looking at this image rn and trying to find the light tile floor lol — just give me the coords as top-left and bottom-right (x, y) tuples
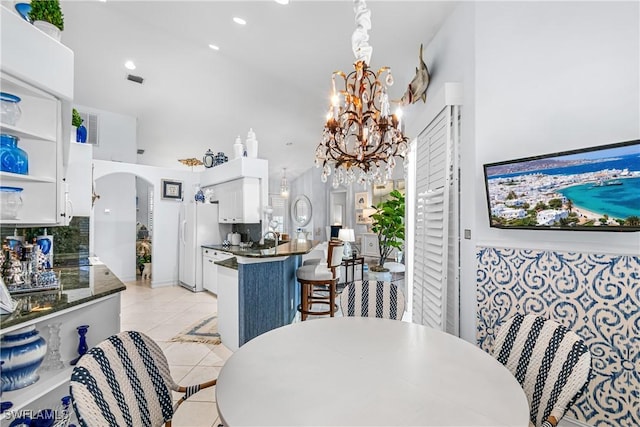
(121, 279), (230, 427)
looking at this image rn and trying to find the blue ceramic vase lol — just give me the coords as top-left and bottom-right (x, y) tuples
(0, 134), (28, 175)
(76, 123), (87, 143)
(0, 326), (47, 392)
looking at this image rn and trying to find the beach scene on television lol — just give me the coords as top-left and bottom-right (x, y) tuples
(484, 141), (640, 229)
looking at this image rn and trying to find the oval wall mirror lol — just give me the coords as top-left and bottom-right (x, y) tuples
(291, 195), (312, 227)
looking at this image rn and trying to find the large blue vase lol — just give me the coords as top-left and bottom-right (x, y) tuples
(76, 124), (87, 143)
(0, 134), (28, 175)
(0, 325), (47, 392)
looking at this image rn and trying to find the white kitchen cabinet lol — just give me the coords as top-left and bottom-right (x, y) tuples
(218, 177), (260, 224)
(0, 7), (74, 226)
(202, 248), (233, 294)
(64, 142), (93, 217)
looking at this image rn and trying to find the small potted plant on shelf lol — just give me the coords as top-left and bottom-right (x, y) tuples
(28, 0), (64, 42)
(72, 108), (82, 128)
(369, 189), (405, 272)
(72, 108), (86, 143)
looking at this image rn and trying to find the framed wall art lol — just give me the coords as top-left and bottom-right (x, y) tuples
(161, 179), (183, 200)
(355, 192), (369, 209)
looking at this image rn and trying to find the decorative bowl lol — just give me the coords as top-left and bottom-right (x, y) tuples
(1, 92), (22, 126)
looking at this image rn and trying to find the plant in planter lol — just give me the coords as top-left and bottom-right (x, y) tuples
(72, 108), (87, 142)
(28, 0), (64, 41)
(369, 189), (405, 272)
(72, 108), (82, 128)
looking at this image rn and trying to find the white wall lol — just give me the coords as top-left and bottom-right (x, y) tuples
(93, 160), (196, 286)
(74, 104), (137, 163)
(288, 167), (327, 239)
(474, 1), (640, 255)
(403, 3), (477, 341)
(93, 173), (137, 282)
(404, 1), (639, 344)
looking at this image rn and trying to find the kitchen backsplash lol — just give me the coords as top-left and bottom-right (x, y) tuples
(476, 246), (639, 426)
(221, 223), (263, 243)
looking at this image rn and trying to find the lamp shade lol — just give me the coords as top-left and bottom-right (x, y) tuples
(338, 228), (355, 242)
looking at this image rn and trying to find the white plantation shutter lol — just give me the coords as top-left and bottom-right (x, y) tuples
(412, 95), (461, 334)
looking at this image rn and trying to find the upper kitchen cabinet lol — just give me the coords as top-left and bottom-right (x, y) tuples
(199, 157), (269, 225)
(218, 178), (261, 224)
(0, 7), (74, 226)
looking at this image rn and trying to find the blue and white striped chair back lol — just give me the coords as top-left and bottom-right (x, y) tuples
(340, 280), (405, 320)
(70, 331), (177, 427)
(492, 314), (592, 427)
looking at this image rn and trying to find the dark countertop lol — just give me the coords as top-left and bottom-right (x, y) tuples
(203, 240), (319, 259)
(215, 257), (238, 270)
(1, 264), (126, 330)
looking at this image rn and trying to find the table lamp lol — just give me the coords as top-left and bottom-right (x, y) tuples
(338, 228), (355, 258)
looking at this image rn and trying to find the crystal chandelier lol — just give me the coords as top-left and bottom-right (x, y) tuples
(315, 0), (408, 188)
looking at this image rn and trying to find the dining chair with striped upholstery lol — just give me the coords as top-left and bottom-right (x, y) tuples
(339, 280), (405, 320)
(492, 313), (592, 427)
(69, 330), (217, 427)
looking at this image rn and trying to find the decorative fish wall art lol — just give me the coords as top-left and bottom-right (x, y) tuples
(396, 44), (430, 106)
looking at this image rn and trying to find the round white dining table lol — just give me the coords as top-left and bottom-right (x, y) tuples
(215, 317), (530, 427)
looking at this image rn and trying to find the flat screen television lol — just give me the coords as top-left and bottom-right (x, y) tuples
(483, 139), (640, 231)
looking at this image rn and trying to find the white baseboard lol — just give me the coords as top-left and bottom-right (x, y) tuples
(150, 280), (176, 288)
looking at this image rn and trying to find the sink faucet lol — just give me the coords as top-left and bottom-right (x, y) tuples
(263, 231), (279, 248)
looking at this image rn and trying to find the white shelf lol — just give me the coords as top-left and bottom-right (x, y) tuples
(0, 366), (73, 419)
(0, 123), (56, 142)
(0, 171), (56, 183)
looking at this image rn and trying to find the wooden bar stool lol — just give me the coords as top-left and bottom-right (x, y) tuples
(296, 240), (343, 321)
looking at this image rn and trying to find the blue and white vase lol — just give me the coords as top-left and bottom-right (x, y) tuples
(0, 325), (47, 392)
(194, 188), (205, 203)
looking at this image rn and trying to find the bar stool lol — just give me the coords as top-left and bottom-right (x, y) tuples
(296, 240), (343, 321)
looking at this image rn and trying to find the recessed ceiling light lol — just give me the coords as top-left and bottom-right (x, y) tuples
(124, 60), (136, 70)
(208, 44), (220, 51)
(233, 17), (247, 25)
(274, 0), (289, 4)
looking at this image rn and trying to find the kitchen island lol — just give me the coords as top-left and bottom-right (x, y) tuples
(202, 240), (319, 351)
(0, 264), (125, 418)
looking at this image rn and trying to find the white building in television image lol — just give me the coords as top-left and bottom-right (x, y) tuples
(536, 209), (569, 226)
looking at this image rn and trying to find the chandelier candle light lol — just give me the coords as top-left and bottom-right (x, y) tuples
(316, 0), (408, 187)
(280, 168), (290, 198)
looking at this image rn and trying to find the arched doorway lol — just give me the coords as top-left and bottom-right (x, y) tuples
(92, 171), (154, 283)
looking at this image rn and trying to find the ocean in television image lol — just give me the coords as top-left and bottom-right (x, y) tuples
(483, 140), (640, 231)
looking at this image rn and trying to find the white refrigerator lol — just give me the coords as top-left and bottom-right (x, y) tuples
(178, 202), (222, 292)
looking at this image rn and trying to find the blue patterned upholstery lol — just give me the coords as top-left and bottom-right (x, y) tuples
(69, 331), (217, 427)
(339, 280), (405, 320)
(492, 314), (592, 427)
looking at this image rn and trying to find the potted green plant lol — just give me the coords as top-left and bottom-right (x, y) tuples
(137, 253), (151, 274)
(28, 0), (64, 42)
(72, 108), (82, 128)
(369, 189), (405, 272)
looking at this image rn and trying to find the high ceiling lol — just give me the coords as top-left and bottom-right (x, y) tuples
(58, 0), (458, 187)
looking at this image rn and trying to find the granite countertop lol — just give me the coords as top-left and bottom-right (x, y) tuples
(1, 264), (126, 330)
(203, 240), (320, 258)
(215, 257), (238, 270)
